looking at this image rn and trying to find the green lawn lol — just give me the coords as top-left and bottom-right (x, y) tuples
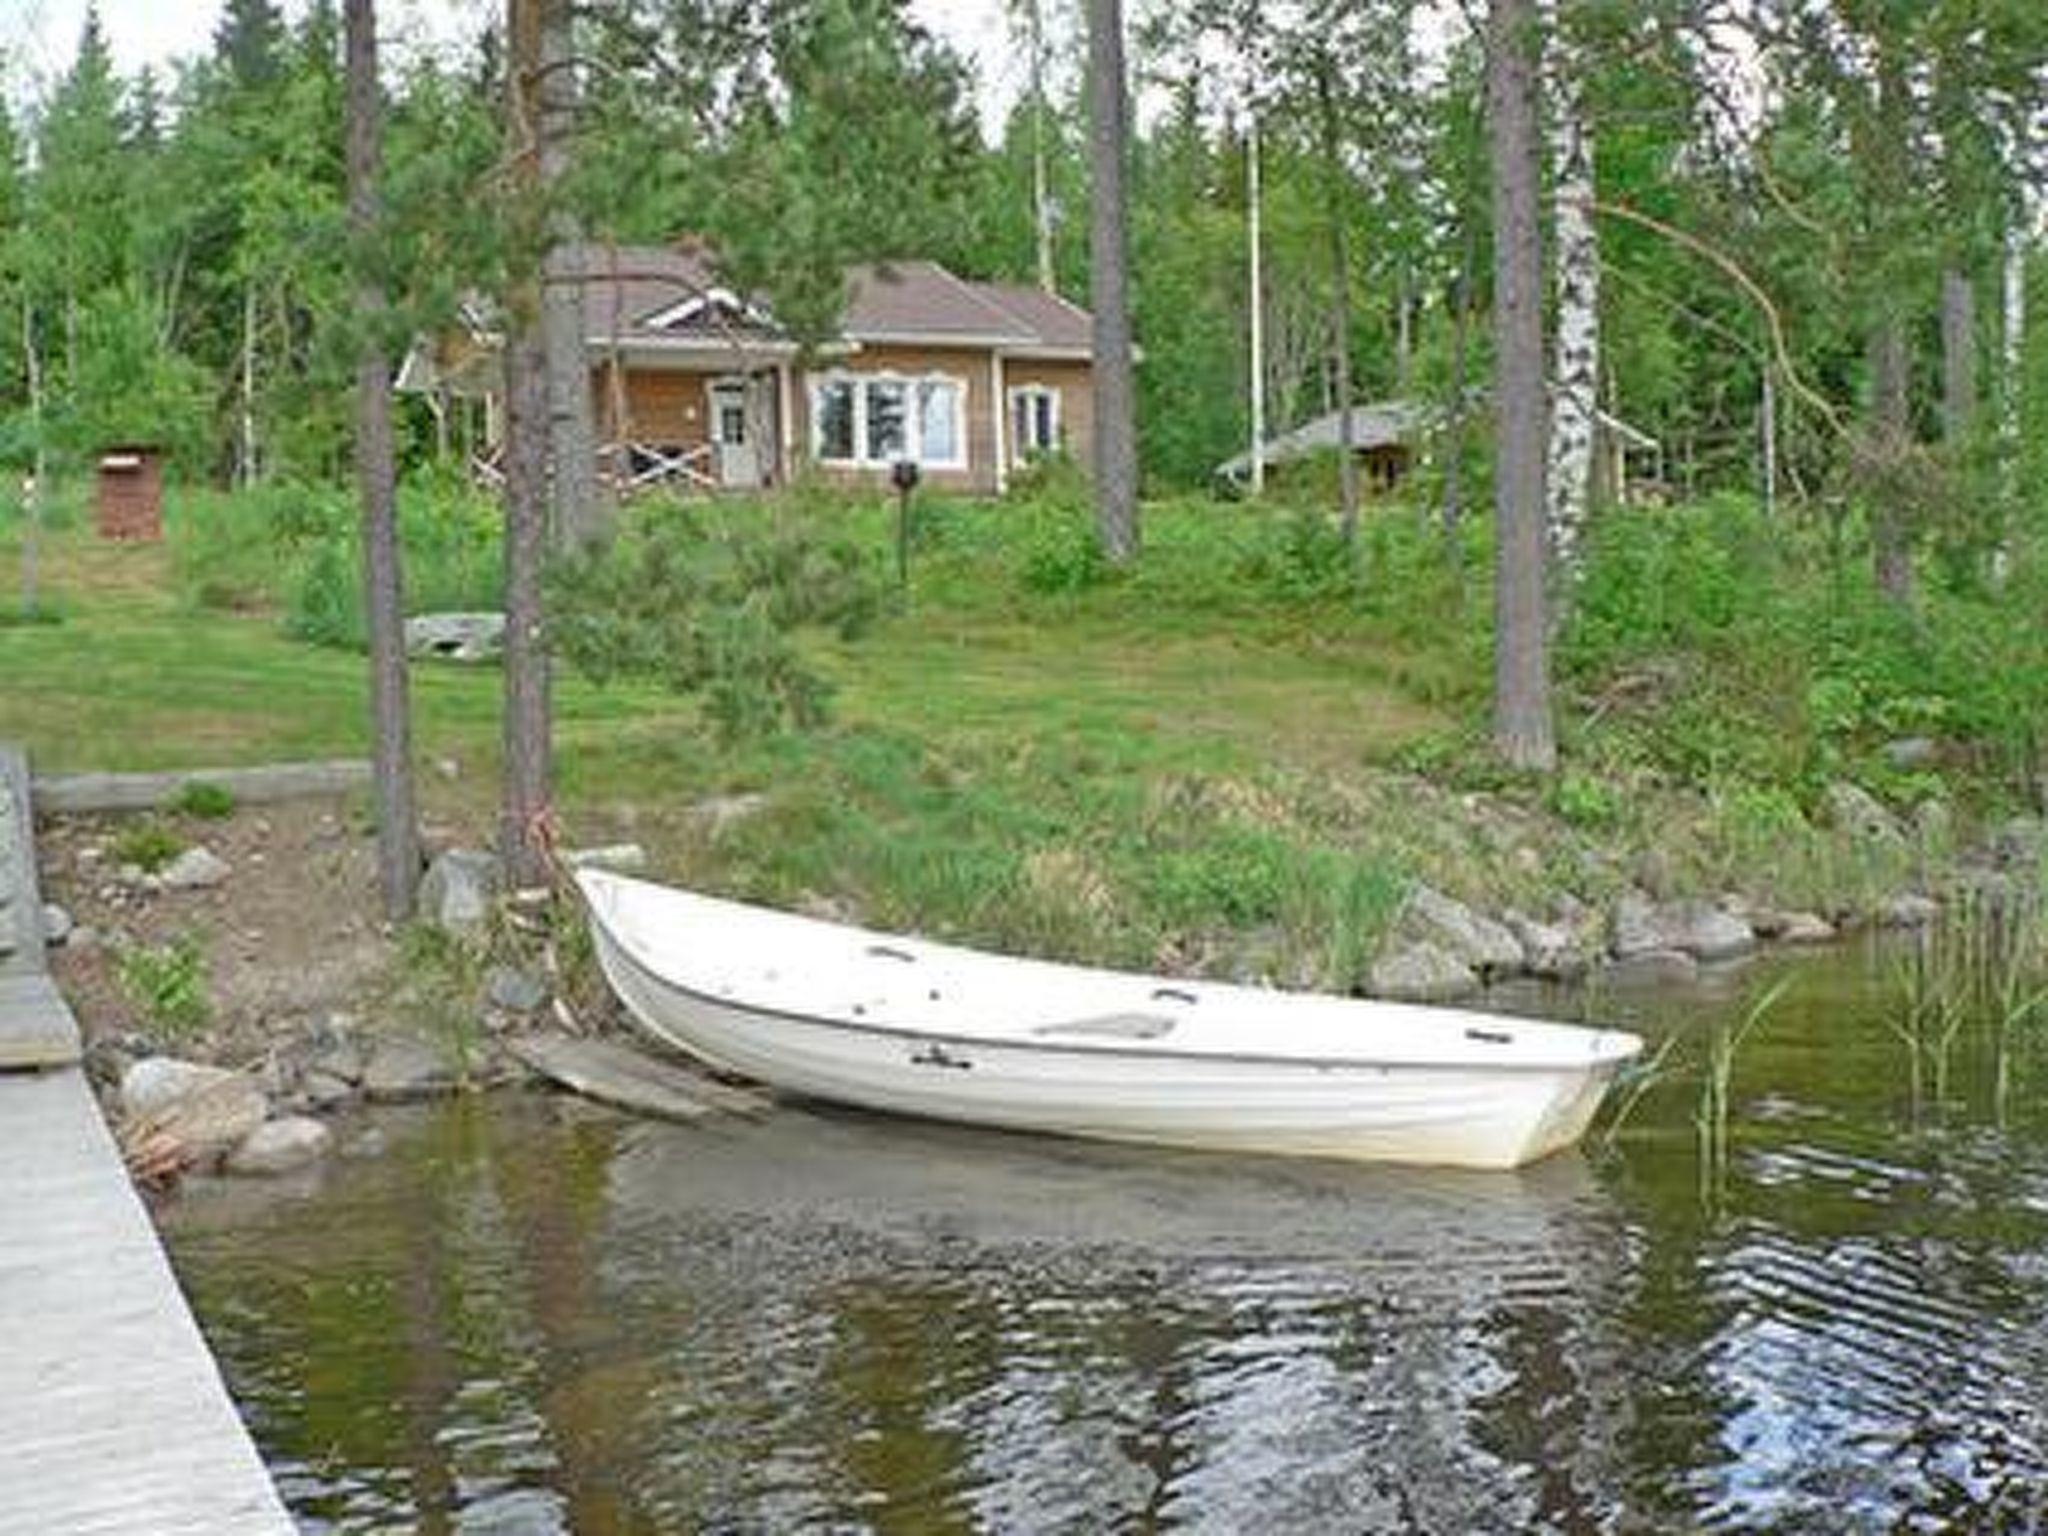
(0, 516), (1466, 981)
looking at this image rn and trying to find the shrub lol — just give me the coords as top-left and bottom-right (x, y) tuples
(111, 820), (184, 873)
(171, 781), (236, 819)
(117, 936), (210, 1038)
(550, 499), (884, 741)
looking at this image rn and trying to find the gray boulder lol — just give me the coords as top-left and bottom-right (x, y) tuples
(1506, 912), (1592, 982)
(405, 611), (505, 663)
(118, 1057), (267, 1162)
(485, 965), (548, 1014)
(1400, 885), (1524, 977)
(1369, 941), (1480, 1003)
(1876, 893), (1940, 929)
(1823, 782), (1903, 845)
(1613, 893), (1754, 962)
(297, 1068), (358, 1111)
(419, 848), (502, 935)
(362, 1037), (461, 1101)
(1777, 911), (1837, 945)
(1990, 818), (2046, 869)
(1606, 948), (1702, 986)
(41, 902), (72, 945)
(161, 845), (231, 890)
(225, 1116), (333, 1176)
(1884, 737), (1939, 770)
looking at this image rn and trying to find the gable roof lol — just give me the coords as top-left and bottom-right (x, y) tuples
(968, 281), (1095, 353)
(546, 242), (1092, 355)
(841, 260), (1037, 345)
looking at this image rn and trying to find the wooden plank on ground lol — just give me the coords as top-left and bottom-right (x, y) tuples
(0, 1068), (292, 1535)
(32, 758), (373, 815)
(510, 1030), (773, 1122)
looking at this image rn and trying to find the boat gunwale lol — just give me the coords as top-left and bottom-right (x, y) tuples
(587, 885), (1643, 1078)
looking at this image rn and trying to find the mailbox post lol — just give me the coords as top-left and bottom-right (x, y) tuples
(891, 458), (921, 591)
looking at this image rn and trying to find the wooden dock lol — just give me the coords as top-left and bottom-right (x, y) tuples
(0, 745), (292, 1535)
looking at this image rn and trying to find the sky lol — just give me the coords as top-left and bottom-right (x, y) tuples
(0, 0), (1022, 129)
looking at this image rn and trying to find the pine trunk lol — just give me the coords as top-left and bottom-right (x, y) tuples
(540, 0), (603, 546)
(346, 0), (421, 920)
(1085, 0), (1139, 562)
(502, 0), (554, 888)
(1488, 0), (1554, 770)
(1545, 50), (1598, 579)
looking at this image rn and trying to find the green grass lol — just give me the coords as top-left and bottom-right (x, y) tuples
(5, 479), (2044, 981)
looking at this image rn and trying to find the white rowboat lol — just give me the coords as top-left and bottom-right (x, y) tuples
(578, 870), (1643, 1169)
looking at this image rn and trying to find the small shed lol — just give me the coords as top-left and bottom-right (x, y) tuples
(95, 446), (165, 541)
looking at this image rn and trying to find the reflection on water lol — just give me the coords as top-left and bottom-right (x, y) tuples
(163, 941), (2048, 1532)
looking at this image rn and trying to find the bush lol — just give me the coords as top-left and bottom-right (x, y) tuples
(116, 936), (210, 1038)
(111, 820), (184, 873)
(550, 498), (885, 741)
(172, 781), (236, 819)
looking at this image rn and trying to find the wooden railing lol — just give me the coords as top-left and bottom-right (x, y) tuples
(470, 442), (720, 496)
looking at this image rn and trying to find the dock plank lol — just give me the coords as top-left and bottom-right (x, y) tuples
(0, 1068), (292, 1536)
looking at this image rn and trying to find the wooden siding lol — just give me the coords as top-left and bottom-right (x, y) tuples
(796, 344), (999, 495)
(595, 365), (710, 450)
(1001, 357), (1095, 477)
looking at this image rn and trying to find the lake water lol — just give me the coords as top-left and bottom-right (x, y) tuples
(162, 940), (2048, 1532)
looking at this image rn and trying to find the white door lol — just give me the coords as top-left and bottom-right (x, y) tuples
(708, 382), (760, 488)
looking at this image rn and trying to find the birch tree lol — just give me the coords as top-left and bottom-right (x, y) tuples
(1545, 10), (1599, 579)
(1489, 0), (1555, 770)
(345, 0), (421, 920)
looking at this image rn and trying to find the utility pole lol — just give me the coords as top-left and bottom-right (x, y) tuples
(1029, 0), (1056, 294)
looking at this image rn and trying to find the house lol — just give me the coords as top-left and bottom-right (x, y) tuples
(1216, 397), (1664, 504)
(397, 241), (1101, 498)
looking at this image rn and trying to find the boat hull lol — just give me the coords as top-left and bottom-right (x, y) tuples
(589, 918), (1626, 1170)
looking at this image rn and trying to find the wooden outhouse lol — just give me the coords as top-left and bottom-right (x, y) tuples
(94, 446), (164, 541)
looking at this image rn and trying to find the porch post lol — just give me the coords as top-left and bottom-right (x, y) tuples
(777, 361), (795, 486)
(991, 350), (1007, 495)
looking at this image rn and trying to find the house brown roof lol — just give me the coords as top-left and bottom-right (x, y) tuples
(552, 243), (1093, 353)
(968, 281), (1095, 353)
(841, 261), (1034, 343)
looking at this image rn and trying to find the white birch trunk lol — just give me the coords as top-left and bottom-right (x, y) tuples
(1545, 56), (1598, 575)
(1996, 204), (2029, 586)
(240, 285), (258, 488)
(21, 298), (42, 617)
(1247, 102), (1266, 497)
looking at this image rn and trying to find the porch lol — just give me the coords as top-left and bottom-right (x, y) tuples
(467, 360), (792, 498)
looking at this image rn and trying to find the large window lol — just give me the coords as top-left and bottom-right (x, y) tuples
(1009, 385), (1060, 460)
(810, 372), (966, 470)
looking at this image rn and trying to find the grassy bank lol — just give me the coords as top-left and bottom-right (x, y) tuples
(2, 477), (2043, 984)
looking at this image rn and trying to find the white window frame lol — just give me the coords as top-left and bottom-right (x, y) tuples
(1007, 384), (1061, 459)
(808, 369), (969, 472)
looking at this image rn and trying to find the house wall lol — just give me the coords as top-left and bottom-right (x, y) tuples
(795, 344), (999, 495)
(595, 365), (711, 451)
(1000, 357), (1094, 476)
